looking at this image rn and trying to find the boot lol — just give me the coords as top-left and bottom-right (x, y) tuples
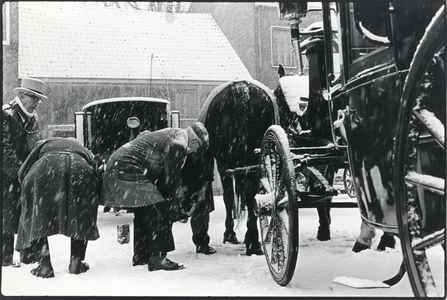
(31, 238), (54, 278)
(196, 245), (216, 255)
(223, 231), (239, 244)
(69, 238), (89, 274)
(148, 252), (184, 271)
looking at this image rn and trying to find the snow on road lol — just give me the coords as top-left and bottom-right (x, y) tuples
(2, 194), (444, 297)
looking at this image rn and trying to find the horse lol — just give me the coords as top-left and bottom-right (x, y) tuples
(191, 78), (278, 256)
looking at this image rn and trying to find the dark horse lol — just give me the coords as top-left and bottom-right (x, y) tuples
(193, 79), (278, 256)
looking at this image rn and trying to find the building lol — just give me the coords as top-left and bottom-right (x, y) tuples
(2, 2), (252, 136)
(190, 2), (322, 90)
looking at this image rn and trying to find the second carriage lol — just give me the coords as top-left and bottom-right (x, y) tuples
(227, 2), (445, 297)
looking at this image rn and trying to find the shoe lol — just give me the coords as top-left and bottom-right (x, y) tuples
(246, 243), (263, 256)
(352, 241), (370, 253)
(196, 245), (216, 255)
(223, 232), (239, 244)
(31, 264), (55, 278)
(132, 257), (148, 266)
(3, 260), (20, 267)
(69, 259), (90, 274)
(148, 256), (184, 271)
(377, 234), (395, 251)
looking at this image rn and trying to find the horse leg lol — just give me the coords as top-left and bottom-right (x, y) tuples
(377, 232), (396, 251)
(244, 174), (263, 256)
(218, 166), (239, 244)
(352, 219), (375, 252)
(316, 206), (331, 241)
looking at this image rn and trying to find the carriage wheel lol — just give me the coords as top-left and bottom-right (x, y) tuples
(343, 166), (356, 198)
(256, 125), (298, 286)
(394, 7), (445, 297)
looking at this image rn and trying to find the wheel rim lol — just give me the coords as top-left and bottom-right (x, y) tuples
(343, 166), (356, 198)
(257, 125), (298, 286)
(395, 9), (445, 297)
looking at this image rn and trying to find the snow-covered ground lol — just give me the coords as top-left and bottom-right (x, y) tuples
(2, 194), (444, 297)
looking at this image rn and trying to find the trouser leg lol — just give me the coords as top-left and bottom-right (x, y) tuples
(190, 195), (210, 249)
(133, 207), (150, 265)
(31, 237), (52, 269)
(146, 201), (174, 256)
(2, 233), (14, 265)
(70, 238), (87, 261)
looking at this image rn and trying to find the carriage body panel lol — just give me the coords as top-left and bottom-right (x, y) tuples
(323, 1), (443, 231)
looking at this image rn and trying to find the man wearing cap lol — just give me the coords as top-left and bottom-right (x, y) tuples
(101, 122), (209, 271)
(2, 77), (47, 266)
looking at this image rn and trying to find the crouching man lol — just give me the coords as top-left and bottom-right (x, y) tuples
(16, 137), (100, 278)
(101, 122), (209, 272)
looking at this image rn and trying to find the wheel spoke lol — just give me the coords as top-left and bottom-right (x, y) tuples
(413, 228), (445, 251)
(413, 109), (445, 149)
(405, 171), (445, 195)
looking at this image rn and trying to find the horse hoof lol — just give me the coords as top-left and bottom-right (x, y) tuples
(376, 234), (395, 251)
(352, 241), (370, 253)
(246, 244), (263, 256)
(316, 230), (331, 241)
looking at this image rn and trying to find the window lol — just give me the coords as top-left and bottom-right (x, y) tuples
(2, 2), (10, 45)
(271, 26), (296, 68)
(349, 2), (390, 63)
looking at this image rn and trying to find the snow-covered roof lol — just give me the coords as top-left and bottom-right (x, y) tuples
(18, 2), (252, 81)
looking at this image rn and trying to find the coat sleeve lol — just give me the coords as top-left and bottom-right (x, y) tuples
(17, 139), (49, 183)
(162, 142), (188, 199)
(2, 109), (22, 179)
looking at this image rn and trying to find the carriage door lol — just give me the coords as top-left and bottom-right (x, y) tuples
(331, 2), (402, 229)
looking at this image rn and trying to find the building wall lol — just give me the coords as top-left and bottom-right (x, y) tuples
(191, 3), (322, 90)
(3, 2), (19, 103)
(32, 78), (222, 138)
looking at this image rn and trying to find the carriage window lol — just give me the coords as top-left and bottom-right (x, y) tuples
(271, 26), (297, 68)
(349, 2), (390, 63)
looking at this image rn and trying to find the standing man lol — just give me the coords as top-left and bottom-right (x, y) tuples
(2, 78), (47, 266)
(181, 150), (217, 255)
(101, 122), (209, 272)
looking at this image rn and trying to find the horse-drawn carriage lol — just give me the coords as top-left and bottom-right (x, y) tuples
(202, 2), (444, 297)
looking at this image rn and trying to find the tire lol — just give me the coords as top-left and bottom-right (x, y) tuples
(394, 6), (445, 297)
(343, 166), (356, 198)
(257, 125), (299, 286)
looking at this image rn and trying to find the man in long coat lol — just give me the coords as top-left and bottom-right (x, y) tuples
(2, 77), (47, 266)
(101, 122), (209, 271)
(16, 137), (100, 278)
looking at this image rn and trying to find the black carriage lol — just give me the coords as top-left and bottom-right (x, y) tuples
(230, 2), (444, 297)
(74, 97), (179, 166)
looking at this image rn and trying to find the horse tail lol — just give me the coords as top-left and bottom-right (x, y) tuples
(230, 81), (250, 165)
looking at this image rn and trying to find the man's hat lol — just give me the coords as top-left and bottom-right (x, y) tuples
(13, 78), (48, 100)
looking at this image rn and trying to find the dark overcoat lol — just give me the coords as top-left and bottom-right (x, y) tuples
(100, 128), (188, 208)
(2, 100), (41, 234)
(16, 138), (100, 250)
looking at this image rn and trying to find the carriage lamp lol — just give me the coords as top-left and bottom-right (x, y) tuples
(126, 116), (140, 128)
(278, 2), (308, 76)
